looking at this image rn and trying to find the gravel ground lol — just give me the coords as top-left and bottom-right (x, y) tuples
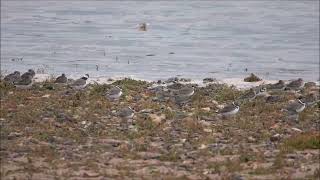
(0, 78), (319, 179)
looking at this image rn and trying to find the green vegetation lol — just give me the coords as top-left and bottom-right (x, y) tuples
(282, 133), (320, 151)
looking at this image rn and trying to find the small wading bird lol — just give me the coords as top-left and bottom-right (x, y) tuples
(4, 71), (21, 84)
(283, 99), (306, 115)
(106, 86), (123, 101)
(282, 98), (306, 122)
(70, 74), (89, 90)
(255, 86), (268, 97)
(21, 69), (35, 79)
(286, 78), (304, 91)
(238, 88), (256, 102)
(118, 107), (135, 130)
(55, 73), (68, 84)
(267, 80), (286, 91)
(218, 102), (240, 117)
(15, 74), (33, 90)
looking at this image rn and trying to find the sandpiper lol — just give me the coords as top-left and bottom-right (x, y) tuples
(286, 78), (304, 91)
(285, 99), (306, 115)
(4, 71), (21, 84)
(55, 73), (68, 83)
(255, 86), (268, 97)
(238, 88), (256, 101)
(168, 84), (194, 97)
(15, 74), (33, 89)
(178, 86), (194, 97)
(173, 95), (191, 106)
(106, 86), (123, 100)
(267, 80), (285, 91)
(265, 95), (281, 103)
(139, 23), (147, 31)
(21, 69), (35, 79)
(167, 82), (184, 91)
(70, 74), (89, 90)
(118, 107), (134, 120)
(301, 93), (318, 107)
(155, 91), (171, 102)
(218, 102), (240, 117)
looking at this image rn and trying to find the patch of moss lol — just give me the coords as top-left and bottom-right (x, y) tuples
(282, 133), (320, 151)
(244, 73), (262, 82)
(211, 84), (241, 102)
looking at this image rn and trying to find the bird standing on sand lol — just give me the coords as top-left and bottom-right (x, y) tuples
(171, 86), (195, 97)
(255, 87), (268, 97)
(15, 74), (33, 89)
(4, 71), (21, 84)
(218, 102), (240, 117)
(70, 74), (89, 90)
(55, 73), (67, 83)
(301, 93), (318, 107)
(118, 106), (135, 130)
(265, 95), (281, 103)
(118, 107), (134, 120)
(21, 69), (35, 79)
(267, 80), (285, 91)
(169, 85), (194, 106)
(238, 88), (256, 101)
(286, 78), (304, 90)
(174, 95), (191, 106)
(284, 99), (306, 115)
(106, 86), (123, 101)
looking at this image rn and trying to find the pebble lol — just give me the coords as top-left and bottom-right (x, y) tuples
(247, 136), (257, 143)
(41, 94), (50, 98)
(199, 144), (207, 149)
(291, 127), (303, 133)
(201, 107), (210, 112)
(270, 133), (281, 142)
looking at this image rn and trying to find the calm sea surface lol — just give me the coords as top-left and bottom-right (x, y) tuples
(1, 1), (319, 81)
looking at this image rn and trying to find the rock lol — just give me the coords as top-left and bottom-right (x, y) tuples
(291, 127), (303, 133)
(126, 95), (133, 101)
(270, 133), (281, 142)
(203, 78), (215, 83)
(211, 100), (219, 106)
(166, 77), (179, 83)
(41, 94), (50, 98)
(140, 109), (154, 114)
(244, 73), (262, 82)
(247, 136), (257, 143)
(179, 78), (191, 82)
(199, 144), (207, 149)
(8, 132), (23, 139)
(201, 107), (210, 112)
(149, 114), (165, 124)
(231, 174), (245, 180)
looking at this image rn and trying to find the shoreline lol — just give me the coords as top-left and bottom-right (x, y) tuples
(31, 73), (319, 89)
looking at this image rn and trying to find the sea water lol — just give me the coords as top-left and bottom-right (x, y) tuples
(1, 1), (319, 82)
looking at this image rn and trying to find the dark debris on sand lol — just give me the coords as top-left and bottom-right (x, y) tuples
(244, 73), (262, 82)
